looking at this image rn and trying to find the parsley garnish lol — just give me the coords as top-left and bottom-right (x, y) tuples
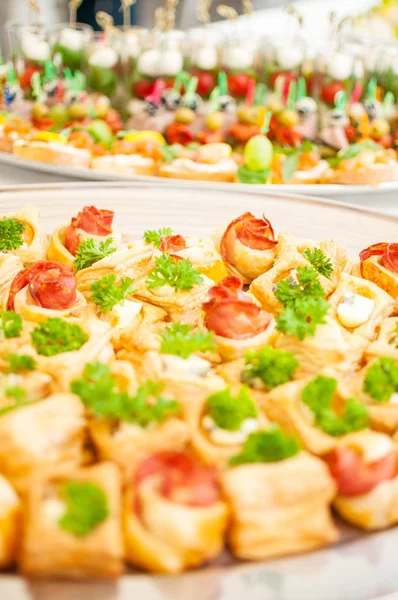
(58, 481), (108, 537)
(301, 375), (369, 436)
(0, 311), (23, 339)
(242, 346), (299, 390)
(6, 354), (36, 373)
(363, 357), (398, 403)
(5, 385), (26, 402)
(276, 297), (329, 340)
(303, 248), (333, 278)
(159, 323), (215, 359)
(207, 387), (257, 432)
(71, 362), (180, 425)
(389, 323), (398, 348)
(274, 266), (325, 307)
(274, 267), (329, 340)
(31, 318), (88, 356)
(238, 165), (270, 184)
(229, 427), (300, 465)
(143, 227), (173, 247)
(73, 238), (116, 272)
(146, 253), (203, 291)
(89, 274), (136, 313)
(0, 218), (25, 251)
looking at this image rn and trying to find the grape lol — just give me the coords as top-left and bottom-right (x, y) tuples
(49, 104), (69, 125)
(244, 135), (273, 171)
(88, 120), (114, 149)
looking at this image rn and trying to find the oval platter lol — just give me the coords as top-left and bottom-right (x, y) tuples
(0, 181), (397, 600)
(1, 151), (398, 206)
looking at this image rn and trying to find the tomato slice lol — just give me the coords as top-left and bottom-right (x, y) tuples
(320, 80), (345, 105)
(159, 235), (187, 252)
(8, 261), (74, 310)
(165, 123), (194, 146)
(227, 73), (251, 97)
(229, 123), (260, 144)
(325, 447), (397, 497)
(192, 70), (216, 97)
(135, 451), (220, 507)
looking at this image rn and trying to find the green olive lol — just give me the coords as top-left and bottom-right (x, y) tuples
(278, 109), (299, 127)
(49, 104), (69, 125)
(175, 107), (195, 124)
(237, 106), (259, 125)
(31, 102), (49, 121)
(205, 112), (224, 131)
(68, 103), (89, 120)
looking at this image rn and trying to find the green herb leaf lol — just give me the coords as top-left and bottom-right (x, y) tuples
(242, 346), (299, 391)
(73, 238), (116, 272)
(146, 253), (203, 292)
(160, 144), (183, 162)
(303, 247), (333, 278)
(238, 164), (270, 184)
(59, 481), (108, 537)
(389, 323), (398, 348)
(207, 387), (257, 432)
(274, 266), (325, 308)
(338, 139), (382, 161)
(89, 274), (136, 313)
(0, 218), (25, 251)
(71, 362), (180, 425)
(5, 385), (26, 402)
(229, 427), (300, 465)
(282, 152), (299, 183)
(31, 318), (88, 357)
(276, 296), (329, 340)
(6, 354), (36, 373)
(301, 375), (369, 436)
(159, 323), (215, 359)
(143, 227), (173, 247)
(363, 357), (398, 403)
(0, 311), (23, 339)
(301, 140), (318, 153)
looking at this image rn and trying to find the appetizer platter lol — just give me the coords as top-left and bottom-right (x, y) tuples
(2, 7), (398, 193)
(0, 182), (397, 600)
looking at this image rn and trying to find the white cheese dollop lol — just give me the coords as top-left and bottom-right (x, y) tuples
(162, 354), (211, 377)
(161, 50), (184, 76)
(44, 498), (66, 524)
(104, 300), (142, 329)
(275, 45), (304, 71)
(58, 28), (85, 52)
(171, 158), (237, 174)
(336, 292), (375, 328)
(202, 415), (258, 445)
(193, 46), (218, 70)
(137, 49), (162, 77)
(222, 46), (254, 71)
(89, 47), (118, 69)
(326, 52), (353, 81)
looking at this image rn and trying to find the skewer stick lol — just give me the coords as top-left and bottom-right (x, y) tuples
(197, 0), (213, 24)
(69, 0), (83, 27)
(27, 0), (40, 25)
(119, 0), (137, 30)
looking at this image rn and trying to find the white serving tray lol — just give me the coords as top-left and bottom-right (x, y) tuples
(0, 181), (397, 600)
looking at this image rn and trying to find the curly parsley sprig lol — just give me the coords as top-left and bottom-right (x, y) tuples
(301, 375), (369, 436)
(207, 387), (257, 432)
(143, 227), (173, 247)
(71, 362), (180, 425)
(31, 318), (88, 356)
(0, 311), (23, 339)
(89, 274), (136, 313)
(159, 323), (215, 359)
(146, 253), (203, 292)
(242, 347), (299, 391)
(274, 266), (325, 307)
(59, 481), (109, 537)
(230, 427), (300, 466)
(303, 248), (333, 278)
(6, 354), (36, 373)
(0, 218), (25, 251)
(73, 238), (116, 272)
(363, 357), (398, 403)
